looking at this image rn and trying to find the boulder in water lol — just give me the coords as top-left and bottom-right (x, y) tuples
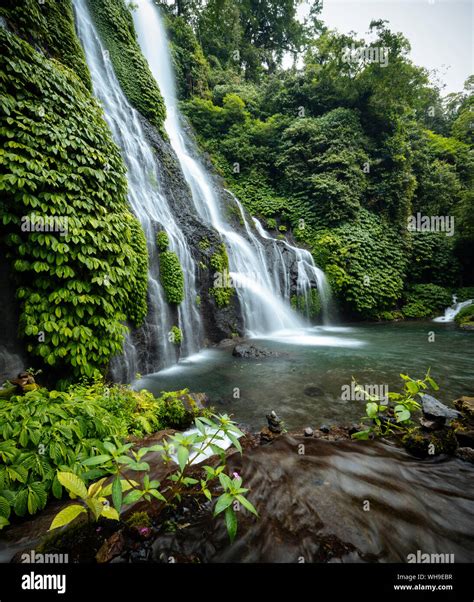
(456, 447), (474, 463)
(454, 429), (474, 448)
(260, 410), (283, 443)
(454, 396), (474, 419)
(232, 344), (279, 358)
(304, 385), (324, 397)
(421, 394), (461, 425)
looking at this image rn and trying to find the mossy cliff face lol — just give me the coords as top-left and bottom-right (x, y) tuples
(0, 26), (148, 385)
(86, 0), (167, 137)
(0, 0), (92, 89)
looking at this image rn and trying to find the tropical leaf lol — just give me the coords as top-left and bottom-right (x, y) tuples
(49, 504), (86, 531)
(57, 472), (88, 499)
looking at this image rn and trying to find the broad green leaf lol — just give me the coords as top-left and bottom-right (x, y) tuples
(351, 429), (371, 440)
(81, 455), (111, 466)
(366, 402), (378, 419)
(224, 506), (237, 542)
(57, 472), (87, 499)
(123, 490), (143, 505)
(227, 432), (242, 453)
(214, 493), (233, 515)
(177, 446), (189, 472)
(0, 516), (10, 530)
(236, 494), (258, 516)
(112, 476), (122, 512)
(49, 504), (86, 531)
(86, 498), (103, 520)
(101, 505), (119, 521)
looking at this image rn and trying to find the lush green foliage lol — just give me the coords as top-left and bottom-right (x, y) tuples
(169, 325), (183, 345)
(87, 0), (166, 136)
(306, 211), (408, 318)
(454, 304), (474, 328)
(50, 414), (257, 542)
(291, 290), (321, 319)
(165, 14), (209, 99)
(401, 284), (452, 319)
(352, 371), (438, 440)
(0, 29), (148, 383)
(0, 381), (206, 527)
(0, 0), (92, 89)
(159, 250), (185, 304)
(177, 14), (473, 317)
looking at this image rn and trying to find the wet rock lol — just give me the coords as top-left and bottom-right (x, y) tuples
(232, 344), (279, 359)
(454, 396), (474, 419)
(95, 531), (125, 563)
(419, 417), (442, 431)
(266, 411), (283, 433)
(180, 392), (210, 413)
(402, 427), (458, 458)
(319, 425), (330, 434)
(304, 427), (314, 437)
(260, 412), (283, 444)
(455, 447), (474, 463)
(304, 385), (324, 397)
(454, 429), (474, 448)
(259, 427), (276, 444)
(421, 394), (461, 426)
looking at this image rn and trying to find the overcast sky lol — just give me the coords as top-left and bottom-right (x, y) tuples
(299, 0), (473, 95)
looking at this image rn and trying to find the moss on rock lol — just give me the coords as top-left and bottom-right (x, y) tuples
(159, 251), (184, 305)
(1, 0), (92, 89)
(86, 0), (166, 136)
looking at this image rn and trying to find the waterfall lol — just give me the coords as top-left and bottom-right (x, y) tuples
(433, 296), (473, 323)
(74, 0), (202, 379)
(132, 0), (330, 335)
(252, 218), (333, 324)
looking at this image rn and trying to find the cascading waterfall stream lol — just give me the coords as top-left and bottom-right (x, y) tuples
(133, 0), (331, 336)
(433, 296), (473, 323)
(252, 218), (334, 324)
(74, 0), (202, 378)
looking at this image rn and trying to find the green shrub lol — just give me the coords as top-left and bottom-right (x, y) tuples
(454, 304), (474, 327)
(86, 0), (166, 136)
(156, 231), (169, 252)
(455, 287), (474, 302)
(159, 251), (185, 304)
(402, 284), (452, 319)
(0, 381), (208, 526)
(165, 14), (209, 99)
(307, 211), (407, 318)
(0, 28), (148, 383)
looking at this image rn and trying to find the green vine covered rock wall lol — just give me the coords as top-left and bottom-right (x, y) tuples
(86, 0), (167, 137)
(0, 26), (148, 385)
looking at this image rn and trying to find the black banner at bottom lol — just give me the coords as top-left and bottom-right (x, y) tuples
(0, 562), (471, 602)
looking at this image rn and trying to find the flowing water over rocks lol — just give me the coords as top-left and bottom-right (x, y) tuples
(150, 436), (474, 562)
(132, 0), (330, 337)
(2, 434), (473, 564)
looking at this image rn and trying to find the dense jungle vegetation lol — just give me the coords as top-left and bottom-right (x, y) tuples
(162, 0), (474, 319)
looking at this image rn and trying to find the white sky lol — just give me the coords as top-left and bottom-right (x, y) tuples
(295, 0), (473, 94)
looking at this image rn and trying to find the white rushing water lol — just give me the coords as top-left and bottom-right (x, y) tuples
(74, 0), (202, 378)
(132, 0), (330, 336)
(252, 217), (333, 324)
(433, 296), (473, 323)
